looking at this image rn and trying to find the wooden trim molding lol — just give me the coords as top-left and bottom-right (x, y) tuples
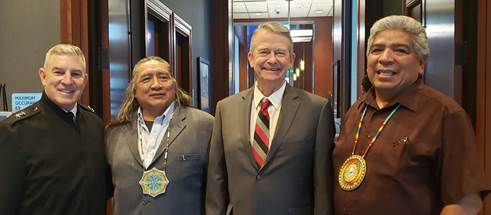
(477, 0), (491, 213)
(144, 0), (173, 61)
(238, 26), (249, 91)
(172, 13), (193, 97)
(211, 0), (232, 113)
(174, 14), (192, 36)
(60, 0), (90, 105)
(146, 0), (172, 21)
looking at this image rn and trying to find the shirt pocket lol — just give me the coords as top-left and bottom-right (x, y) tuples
(177, 153), (201, 161)
(393, 135), (436, 183)
(171, 153), (204, 181)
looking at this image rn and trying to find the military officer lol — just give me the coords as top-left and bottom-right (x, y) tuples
(0, 44), (108, 215)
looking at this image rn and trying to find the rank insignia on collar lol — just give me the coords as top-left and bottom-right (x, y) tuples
(80, 104), (95, 113)
(15, 111), (26, 118)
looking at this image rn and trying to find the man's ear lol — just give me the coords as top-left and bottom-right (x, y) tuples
(38, 68), (47, 87)
(82, 72), (88, 88)
(289, 52), (296, 68)
(418, 58), (426, 76)
(247, 51), (253, 68)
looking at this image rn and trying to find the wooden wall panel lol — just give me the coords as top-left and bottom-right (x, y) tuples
(60, 0), (90, 105)
(293, 42), (313, 92)
(211, 0), (232, 113)
(304, 42), (313, 92)
(100, 0), (110, 124)
(314, 17), (333, 98)
(477, 0), (491, 213)
(238, 26), (250, 91)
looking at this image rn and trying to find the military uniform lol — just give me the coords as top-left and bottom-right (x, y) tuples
(0, 94), (108, 215)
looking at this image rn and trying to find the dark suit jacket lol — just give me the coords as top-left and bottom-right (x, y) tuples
(0, 95), (107, 215)
(206, 85), (335, 215)
(106, 106), (213, 215)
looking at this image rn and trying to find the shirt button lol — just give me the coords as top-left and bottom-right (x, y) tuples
(256, 175), (261, 180)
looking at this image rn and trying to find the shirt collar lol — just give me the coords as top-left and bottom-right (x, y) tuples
(66, 105), (77, 117)
(41, 92), (78, 120)
(253, 81), (286, 110)
(359, 78), (423, 112)
(137, 101), (176, 128)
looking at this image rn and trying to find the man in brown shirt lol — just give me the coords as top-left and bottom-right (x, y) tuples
(333, 15), (488, 214)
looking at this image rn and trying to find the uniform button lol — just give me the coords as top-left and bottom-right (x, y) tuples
(256, 175), (261, 180)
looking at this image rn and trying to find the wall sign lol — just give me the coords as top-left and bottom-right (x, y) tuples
(12, 93), (42, 112)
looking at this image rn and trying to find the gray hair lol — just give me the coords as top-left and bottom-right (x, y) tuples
(366, 15), (429, 61)
(115, 56), (191, 123)
(44, 44), (86, 70)
(250, 22), (293, 53)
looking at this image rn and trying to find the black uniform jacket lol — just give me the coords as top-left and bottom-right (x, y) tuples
(0, 94), (108, 215)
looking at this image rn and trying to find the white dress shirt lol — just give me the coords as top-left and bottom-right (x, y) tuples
(249, 81), (286, 148)
(137, 102), (176, 168)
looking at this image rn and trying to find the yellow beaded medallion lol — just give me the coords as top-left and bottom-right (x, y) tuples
(338, 105), (400, 191)
(338, 155), (366, 191)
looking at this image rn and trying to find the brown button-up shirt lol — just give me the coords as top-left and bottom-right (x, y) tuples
(333, 79), (487, 215)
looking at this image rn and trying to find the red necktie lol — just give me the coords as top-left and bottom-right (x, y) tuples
(252, 98), (271, 168)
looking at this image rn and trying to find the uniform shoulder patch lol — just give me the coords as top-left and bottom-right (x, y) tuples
(3, 104), (41, 125)
(79, 104), (96, 113)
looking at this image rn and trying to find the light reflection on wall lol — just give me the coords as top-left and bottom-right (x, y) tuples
(108, 8), (130, 119)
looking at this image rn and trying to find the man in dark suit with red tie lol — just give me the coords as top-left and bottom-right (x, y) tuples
(206, 22), (335, 215)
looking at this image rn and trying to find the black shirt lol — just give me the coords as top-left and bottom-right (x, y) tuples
(0, 94), (108, 215)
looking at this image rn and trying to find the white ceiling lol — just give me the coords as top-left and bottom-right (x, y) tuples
(233, 0), (333, 20)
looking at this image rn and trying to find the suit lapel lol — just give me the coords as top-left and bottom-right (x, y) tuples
(125, 118), (145, 168)
(150, 106), (187, 167)
(262, 85), (300, 169)
(240, 89), (259, 170)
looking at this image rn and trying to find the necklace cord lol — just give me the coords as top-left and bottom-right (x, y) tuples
(351, 104), (401, 158)
(138, 119), (172, 171)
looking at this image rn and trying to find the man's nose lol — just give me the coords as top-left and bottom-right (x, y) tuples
(379, 49), (394, 64)
(266, 53), (279, 63)
(150, 76), (162, 89)
(61, 72), (73, 84)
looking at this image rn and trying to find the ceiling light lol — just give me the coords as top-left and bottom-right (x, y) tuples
(315, 9), (324, 14)
(292, 37), (312, 43)
(290, 29), (313, 37)
(255, 13), (262, 16)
